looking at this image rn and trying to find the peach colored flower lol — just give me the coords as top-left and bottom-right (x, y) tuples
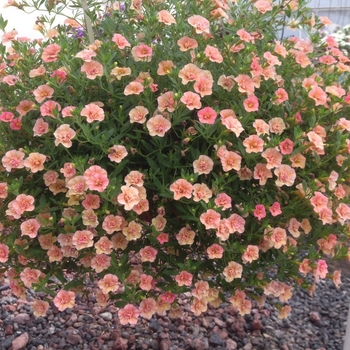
(81, 60), (104, 79)
(308, 86), (327, 106)
(47, 245), (63, 262)
(157, 60), (175, 76)
(20, 218), (41, 238)
(139, 298), (157, 319)
(274, 164), (296, 187)
(191, 280), (210, 300)
(254, 0), (272, 13)
(84, 165), (109, 192)
(49, 179), (67, 195)
(180, 91), (202, 110)
(279, 138), (294, 155)
(217, 147), (242, 172)
(176, 227), (196, 245)
(177, 36), (198, 51)
(290, 153), (306, 169)
(270, 227), (287, 249)
(33, 118), (49, 136)
(170, 179), (193, 200)
(215, 193), (232, 210)
(75, 49), (96, 62)
(23, 152), (46, 173)
(33, 84), (54, 103)
(2, 150), (25, 172)
(43, 171), (59, 186)
(243, 95), (259, 112)
(140, 274), (155, 291)
(98, 274), (120, 294)
(16, 100), (36, 117)
(54, 124), (76, 148)
(207, 244), (224, 259)
(237, 29), (254, 43)
(108, 145), (128, 163)
(146, 114), (171, 137)
(243, 135), (264, 153)
(40, 100), (61, 118)
(242, 245), (259, 264)
(139, 246), (158, 262)
(188, 15), (210, 34)
(1, 29), (17, 43)
(53, 290), (75, 311)
(200, 209), (221, 230)
(124, 81), (144, 95)
(225, 213), (245, 234)
(82, 209), (99, 228)
(111, 233), (128, 250)
(193, 183), (212, 203)
(82, 194), (100, 210)
(151, 215), (167, 231)
(274, 88), (288, 105)
(157, 91), (177, 112)
(269, 117), (286, 134)
(253, 119), (270, 136)
(112, 33), (131, 49)
(125, 171), (145, 187)
(3, 74), (19, 86)
(31, 300), (50, 317)
(190, 298), (208, 316)
(72, 230), (94, 250)
(122, 220), (142, 241)
(158, 10), (176, 25)
(111, 66), (132, 80)
(175, 271), (193, 287)
(29, 65), (46, 78)
(91, 254), (111, 273)
(223, 261), (243, 282)
(0, 244), (10, 263)
(333, 270), (342, 289)
(314, 259), (328, 281)
(118, 304), (140, 325)
(234, 74), (255, 95)
(20, 267), (41, 288)
(193, 155), (214, 175)
(102, 214), (125, 234)
(336, 203), (350, 225)
(217, 75), (235, 92)
(194, 74), (213, 97)
(81, 103), (105, 123)
(42, 43), (60, 62)
(261, 148), (282, 169)
(204, 45), (223, 63)
(66, 176), (88, 196)
(129, 106), (148, 124)
(131, 44), (153, 62)
(117, 185), (141, 210)
(178, 63), (202, 84)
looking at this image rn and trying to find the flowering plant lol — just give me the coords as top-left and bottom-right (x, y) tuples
(0, 0), (350, 323)
(331, 24), (350, 57)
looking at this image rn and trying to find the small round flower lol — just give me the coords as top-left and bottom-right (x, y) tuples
(193, 155), (214, 175)
(53, 290), (76, 312)
(146, 115), (171, 137)
(98, 274), (120, 294)
(197, 107), (217, 124)
(118, 304), (140, 325)
(31, 300), (50, 317)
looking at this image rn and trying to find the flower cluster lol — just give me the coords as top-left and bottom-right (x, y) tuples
(0, 0), (350, 324)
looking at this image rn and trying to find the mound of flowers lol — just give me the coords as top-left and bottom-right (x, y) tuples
(0, 0), (350, 324)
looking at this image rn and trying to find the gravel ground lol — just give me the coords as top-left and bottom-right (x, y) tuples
(0, 265), (349, 350)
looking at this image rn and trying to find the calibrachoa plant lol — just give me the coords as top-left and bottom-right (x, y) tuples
(0, 0), (350, 324)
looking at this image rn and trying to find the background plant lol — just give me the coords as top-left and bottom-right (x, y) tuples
(0, 0), (350, 323)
